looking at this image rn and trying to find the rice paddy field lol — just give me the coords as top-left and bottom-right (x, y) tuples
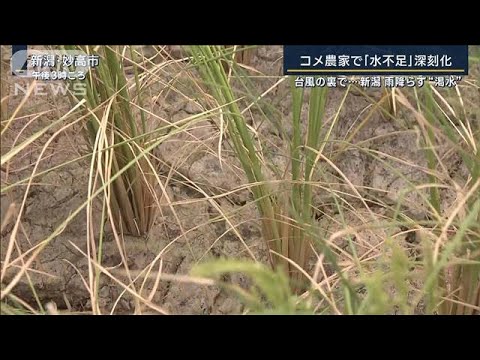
(1, 45), (479, 315)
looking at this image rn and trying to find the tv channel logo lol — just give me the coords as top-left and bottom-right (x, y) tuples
(11, 45), (28, 76)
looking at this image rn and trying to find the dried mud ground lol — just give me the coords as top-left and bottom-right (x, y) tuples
(1, 46), (477, 314)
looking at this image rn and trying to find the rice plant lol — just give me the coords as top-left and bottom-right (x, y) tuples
(187, 45), (348, 294)
(66, 45), (156, 237)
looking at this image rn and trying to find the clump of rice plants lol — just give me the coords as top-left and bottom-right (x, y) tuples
(67, 45), (156, 237)
(187, 45), (346, 294)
